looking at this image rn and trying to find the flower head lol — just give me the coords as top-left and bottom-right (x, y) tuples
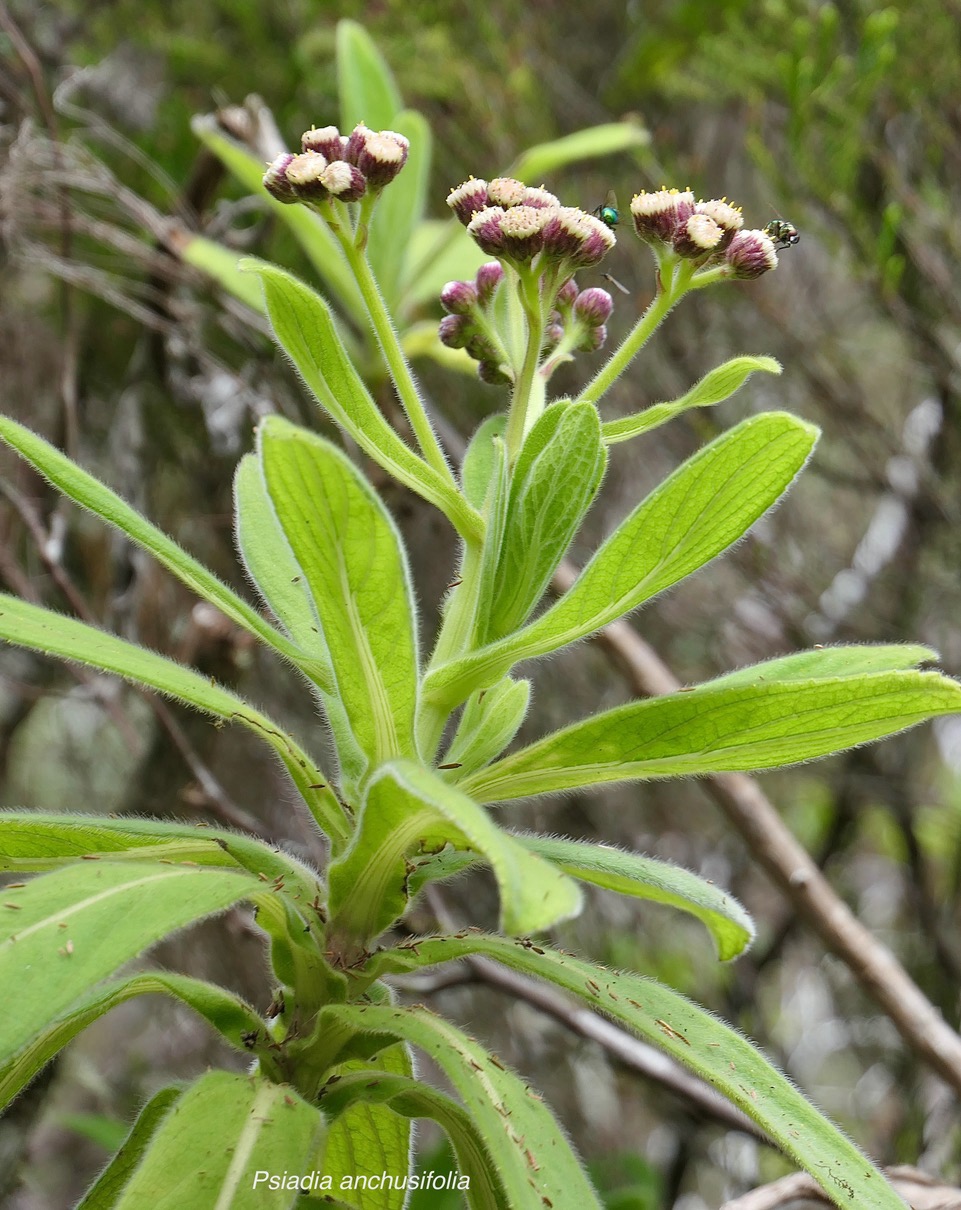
(725, 229), (779, 279)
(630, 189), (695, 245)
(262, 153), (300, 204)
(674, 213), (724, 259)
(345, 124), (409, 189)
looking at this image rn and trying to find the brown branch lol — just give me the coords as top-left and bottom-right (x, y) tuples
(550, 559), (961, 1098)
(721, 1165), (961, 1210)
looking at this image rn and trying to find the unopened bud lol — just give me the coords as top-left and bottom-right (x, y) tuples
(345, 124), (409, 189)
(725, 229), (778, 279)
(574, 287), (613, 326)
(284, 151), (330, 201)
(262, 153), (299, 204)
(576, 324), (607, 353)
(674, 213), (723, 259)
(440, 280), (478, 315)
(447, 178), (490, 225)
(475, 262), (504, 306)
(438, 314), (474, 350)
(302, 125), (346, 160)
(321, 160), (367, 202)
(477, 359), (511, 386)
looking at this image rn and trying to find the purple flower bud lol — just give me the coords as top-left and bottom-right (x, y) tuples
(569, 212), (616, 267)
(438, 314), (474, 349)
(440, 279), (478, 315)
(344, 124), (409, 189)
(302, 125), (346, 160)
(467, 206), (509, 256)
(262, 153), (300, 204)
(321, 160), (367, 202)
(477, 359), (511, 386)
(725, 229), (779, 279)
(630, 189), (695, 244)
(466, 333), (497, 362)
(447, 178), (490, 225)
(555, 277), (579, 312)
(474, 261), (504, 306)
(522, 185), (561, 209)
(541, 207), (591, 260)
(673, 213), (723, 259)
(284, 151), (330, 201)
(574, 287), (613, 325)
(498, 204), (549, 261)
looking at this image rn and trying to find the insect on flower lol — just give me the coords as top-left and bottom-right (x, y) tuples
(592, 190), (620, 231)
(763, 218), (800, 250)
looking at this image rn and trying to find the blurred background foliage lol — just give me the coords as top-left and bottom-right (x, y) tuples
(2, 0), (960, 1206)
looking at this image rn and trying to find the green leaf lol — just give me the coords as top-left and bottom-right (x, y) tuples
(176, 233), (268, 313)
(486, 401), (606, 641)
(459, 670), (961, 803)
(247, 261), (481, 541)
(326, 761), (581, 947)
(321, 1045), (413, 1210)
(260, 417), (418, 769)
(0, 970), (271, 1110)
(0, 862), (257, 1062)
(0, 594), (347, 847)
(319, 1070), (507, 1210)
(337, 19), (404, 131)
(0, 810), (320, 903)
(366, 110), (431, 309)
(0, 417), (314, 675)
(324, 1003), (602, 1210)
(76, 1086), (185, 1210)
(509, 121), (651, 182)
(460, 415), (508, 511)
(190, 116), (364, 325)
(517, 835), (754, 961)
(109, 1071), (326, 1209)
(423, 412), (818, 709)
(234, 454), (333, 689)
(367, 937), (906, 1210)
(602, 356), (782, 444)
(703, 643), (939, 689)
(234, 454), (366, 783)
(441, 679), (531, 779)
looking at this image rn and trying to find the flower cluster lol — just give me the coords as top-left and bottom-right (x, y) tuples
(550, 281), (612, 354)
(447, 177), (616, 273)
(438, 263), (512, 384)
(629, 188), (777, 279)
(263, 123), (409, 206)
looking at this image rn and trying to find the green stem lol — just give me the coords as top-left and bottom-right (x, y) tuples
(335, 231), (457, 488)
(504, 269), (546, 463)
(574, 279), (682, 406)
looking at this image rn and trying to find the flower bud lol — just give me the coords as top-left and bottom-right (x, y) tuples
(554, 277), (579, 313)
(440, 279), (478, 315)
(321, 160), (367, 202)
(575, 324), (607, 353)
(447, 178), (490, 225)
(474, 262), (504, 306)
(573, 287), (613, 326)
(695, 198), (743, 250)
(262, 153), (300, 204)
(498, 204), (549, 261)
(302, 125), (346, 160)
(438, 314), (474, 349)
(467, 206), (509, 256)
(725, 229), (778, 279)
(487, 177), (528, 208)
(543, 321), (564, 349)
(284, 151), (330, 201)
(569, 212), (616, 267)
(522, 185), (561, 209)
(630, 188), (694, 244)
(477, 359), (511, 386)
(673, 213), (723, 259)
(345, 124), (409, 189)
